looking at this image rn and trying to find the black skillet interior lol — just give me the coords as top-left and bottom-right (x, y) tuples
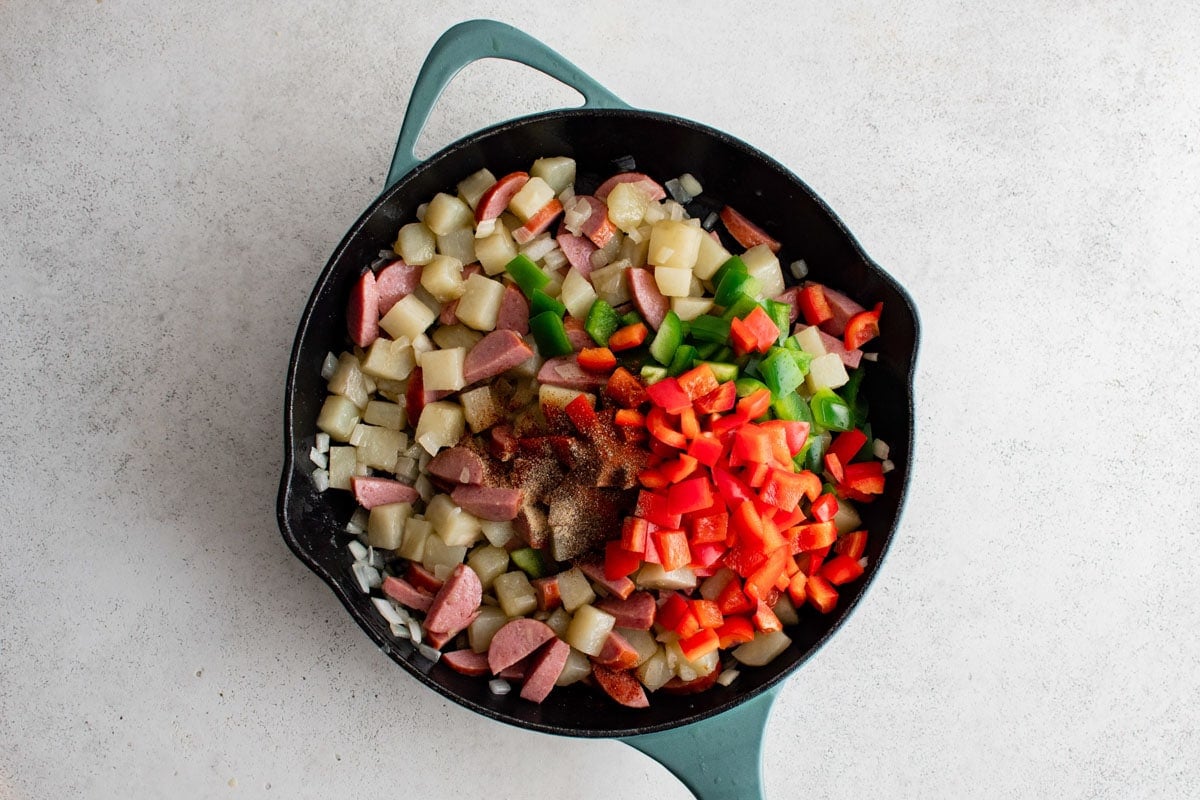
(278, 108), (920, 737)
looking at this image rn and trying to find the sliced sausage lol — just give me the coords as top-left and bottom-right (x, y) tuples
(594, 591), (656, 630)
(594, 172), (667, 202)
(489, 424), (519, 462)
(812, 283), (866, 337)
(773, 286), (802, 325)
(438, 298), (459, 326)
(591, 664), (649, 708)
(463, 329), (535, 385)
(381, 575), (433, 612)
(496, 283), (531, 335)
(577, 195), (617, 248)
(375, 261), (422, 314)
(520, 638), (570, 704)
(556, 233), (598, 277)
(442, 648), (490, 677)
(537, 355), (606, 391)
(424, 623), (475, 651)
(350, 476), (419, 509)
(451, 485), (523, 522)
(719, 205), (780, 253)
(423, 564), (483, 637)
(592, 630), (639, 670)
(512, 199), (564, 245)
(661, 668), (721, 695)
(405, 562), (444, 593)
(347, 269), (379, 348)
(475, 171), (529, 222)
(626, 268), (668, 330)
(563, 315), (594, 351)
(427, 446), (486, 487)
(577, 557), (635, 600)
(487, 618), (556, 674)
(531, 575), (562, 611)
(513, 503), (550, 548)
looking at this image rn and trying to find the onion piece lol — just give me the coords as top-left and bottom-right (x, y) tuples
(352, 562), (380, 593)
(520, 234), (559, 263)
(613, 154), (636, 171)
(320, 353), (338, 381)
(311, 468), (329, 493)
(790, 259), (809, 280)
(881, 459), (895, 473)
(701, 211), (719, 231)
(717, 668), (739, 687)
(665, 178), (691, 204)
(417, 643), (442, 662)
(348, 540), (369, 561)
(488, 678), (512, 695)
(390, 620), (411, 639)
(873, 438), (890, 459)
(315, 432), (330, 453)
(407, 617), (422, 645)
(372, 597), (406, 626)
(679, 173), (703, 197)
(309, 447), (328, 469)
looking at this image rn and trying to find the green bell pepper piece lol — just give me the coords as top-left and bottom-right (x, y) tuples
(666, 344), (696, 376)
(620, 310), (644, 327)
(640, 364), (668, 385)
(735, 377), (769, 398)
(649, 310), (684, 366)
(530, 288), (566, 318)
(772, 390), (813, 422)
(505, 254), (550, 297)
(760, 346), (805, 396)
(714, 271), (762, 308)
(510, 547), (547, 579)
(584, 298), (621, 346)
(797, 430), (830, 472)
(693, 341), (722, 360)
(688, 314), (731, 343)
(712, 256), (748, 288)
(764, 299), (791, 346)
(809, 388), (853, 432)
(720, 294), (760, 321)
(530, 311), (574, 357)
(699, 361), (739, 383)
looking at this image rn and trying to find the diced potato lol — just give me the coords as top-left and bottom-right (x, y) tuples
(508, 176), (556, 222)
(556, 567), (596, 612)
(559, 267), (598, 320)
(475, 221), (518, 275)
(833, 499), (861, 534)
(457, 168), (497, 210)
(806, 352), (850, 391)
(671, 296), (714, 321)
(466, 545), (510, 591)
(436, 227), (477, 265)
(420, 254), (466, 303)
(732, 630), (792, 667)
(772, 593), (800, 626)
(793, 324), (827, 356)
(363, 399), (404, 430)
(589, 259), (632, 306)
(394, 222), (436, 265)
(618, 628), (658, 667)
(564, 604), (615, 657)
(414, 400), (465, 455)
(479, 519), (515, 548)
(425, 492), (483, 547)
(606, 182), (649, 233)
(352, 424), (404, 471)
(398, 516), (432, 561)
(544, 607), (573, 638)
(469, 605), (509, 653)
(673, 645), (719, 682)
(316, 394), (360, 442)
(539, 384), (594, 416)
(648, 220), (703, 270)
(366, 502), (412, 550)
(618, 229), (650, 267)
(327, 445), (356, 490)
(653, 266), (692, 298)
(636, 647), (672, 691)
(379, 293), (437, 343)
(460, 385), (503, 433)
(424, 192), (474, 236)
(494, 571), (538, 617)
(421, 533), (468, 577)
(531, 156), (576, 194)
(555, 647), (592, 686)
(361, 337), (416, 381)
(431, 323), (483, 351)
(635, 563), (697, 591)
(327, 353), (369, 409)
(742, 244), (785, 298)
(692, 231), (732, 280)
(455, 273), (505, 332)
(418, 346), (466, 392)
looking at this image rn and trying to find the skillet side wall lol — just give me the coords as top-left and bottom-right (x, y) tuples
(279, 109), (918, 736)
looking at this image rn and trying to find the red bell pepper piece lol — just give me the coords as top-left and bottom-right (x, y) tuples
(614, 408), (645, 428)
(752, 600), (783, 633)
(820, 554), (865, 585)
(608, 322), (649, 352)
(798, 284), (833, 326)
(736, 388), (772, 420)
(678, 407), (700, 440)
(693, 381), (737, 414)
(828, 428), (868, 466)
(724, 543), (767, 578)
(810, 492), (840, 523)
(761, 419), (810, 455)
(843, 461), (885, 494)
(795, 546), (829, 576)
(741, 306), (780, 353)
(604, 540), (643, 580)
(710, 410), (750, 439)
(577, 346), (617, 373)
(824, 452), (845, 484)
(687, 433), (724, 467)
(760, 468), (809, 510)
(646, 406), (688, 449)
(716, 615), (756, 648)
(770, 505), (807, 530)
(729, 316), (759, 355)
(564, 394), (599, 436)
(690, 513), (728, 545)
(786, 571), (807, 605)
(621, 516), (649, 554)
(667, 475), (714, 516)
(637, 466), (669, 490)
(715, 576), (756, 615)
(689, 540), (726, 568)
(659, 454), (700, 484)
(806, 574), (839, 613)
(730, 500), (765, 545)
(745, 547), (788, 602)
(744, 461), (770, 489)
(712, 465), (754, 507)
(657, 592), (690, 630)
(732, 425), (771, 464)
(605, 366), (649, 408)
(835, 530), (868, 561)
(844, 302), (883, 351)
(676, 363), (720, 401)
(678, 627), (720, 662)
(645, 377), (692, 413)
(652, 528), (692, 572)
(691, 599), (724, 630)
(789, 520), (839, 552)
(635, 490), (682, 529)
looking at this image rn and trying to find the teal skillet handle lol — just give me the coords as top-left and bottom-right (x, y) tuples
(386, 19), (630, 189)
(620, 686), (779, 800)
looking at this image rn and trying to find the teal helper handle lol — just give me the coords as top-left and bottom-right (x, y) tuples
(386, 19), (630, 189)
(620, 686), (779, 800)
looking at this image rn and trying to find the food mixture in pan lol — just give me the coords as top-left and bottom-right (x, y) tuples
(308, 156), (892, 707)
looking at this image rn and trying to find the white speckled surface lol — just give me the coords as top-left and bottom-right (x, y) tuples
(2, 2), (1199, 798)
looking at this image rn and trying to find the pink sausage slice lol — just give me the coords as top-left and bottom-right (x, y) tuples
(594, 591), (656, 630)
(438, 298), (459, 326)
(556, 233), (598, 277)
(519, 638), (570, 704)
(427, 446), (486, 486)
(381, 575), (433, 613)
(813, 283), (866, 337)
(512, 199), (564, 245)
(591, 664), (649, 708)
(593, 630), (640, 670)
(537, 356), (606, 391)
(347, 270), (379, 348)
(463, 329), (535, 385)
(496, 283), (531, 335)
(424, 564), (483, 637)
(376, 261), (422, 314)
(594, 172), (667, 202)
(442, 648), (491, 677)
(577, 195), (617, 248)
(488, 618), (557, 675)
(451, 485), (523, 522)
(350, 476), (419, 509)
(773, 286), (802, 325)
(626, 268), (669, 330)
(475, 172), (529, 222)
(563, 315), (594, 352)
(577, 557), (635, 600)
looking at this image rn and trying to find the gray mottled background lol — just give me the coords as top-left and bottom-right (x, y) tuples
(2, 1), (1198, 798)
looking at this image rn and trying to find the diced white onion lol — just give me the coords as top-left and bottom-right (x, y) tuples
(881, 459), (895, 473)
(321, 353), (338, 380)
(563, 197), (592, 234)
(352, 562), (380, 593)
(625, 226), (644, 244)
(702, 211), (719, 230)
(474, 218), (496, 238)
(859, 557), (870, 569)
(679, 173), (703, 197)
(394, 455), (418, 481)
(348, 540), (369, 561)
(371, 597), (406, 626)
(790, 259), (809, 280)
(366, 547), (384, 569)
(315, 432), (330, 453)
(489, 678), (512, 695)
(311, 468), (329, 493)
(665, 178), (691, 204)
(862, 352), (879, 361)
(717, 668), (740, 687)
(590, 249), (611, 269)
(348, 508), (369, 534)
(309, 447), (328, 469)
(521, 235), (559, 262)
(414, 474), (434, 502)
(407, 617), (423, 645)
(665, 201), (685, 221)
(873, 438), (890, 459)
(417, 643), (442, 662)
(390, 621), (411, 639)
(557, 186), (575, 204)
(613, 154), (636, 171)
(542, 248), (568, 271)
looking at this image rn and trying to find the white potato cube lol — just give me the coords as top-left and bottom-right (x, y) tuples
(653, 266), (692, 298)
(806, 352), (850, 391)
(327, 353), (369, 409)
(793, 324), (827, 356)
(460, 385), (503, 433)
(466, 545), (510, 591)
(469, 605), (510, 653)
(636, 648), (672, 691)
(693, 231), (732, 280)
(474, 221), (518, 276)
(556, 567), (596, 612)
(327, 445), (357, 490)
(366, 502), (412, 550)
(635, 563), (697, 591)
(565, 604), (616, 657)
(619, 628), (658, 667)
(421, 533), (468, 576)
(379, 293), (438, 343)
(394, 222), (436, 265)
(425, 492), (483, 547)
(618, 229), (650, 267)
(420, 254), (466, 303)
(539, 384), (594, 416)
(362, 399), (404, 431)
(316, 395), (360, 442)
(455, 273), (505, 332)
(431, 323), (483, 351)
(479, 519), (515, 548)
(742, 244), (785, 298)
(494, 571), (537, 617)
(559, 268), (598, 319)
(732, 630), (792, 667)
(589, 260), (631, 306)
(360, 337), (416, 381)
(418, 347), (466, 392)
(424, 192), (474, 236)
(413, 400), (465, 455)
(436, 227), (477, 265)
(398, 516), (432, 561)
(508, 176), (556, 222)
(671, 296), (715, 321)
(457, 168), (497, 210)
(648, 220), (703, 270)
(606, 182), (649, 233)
(353, 425), (404, 471)
(556, 648), (593, 687)
(531, 156), (576, 193)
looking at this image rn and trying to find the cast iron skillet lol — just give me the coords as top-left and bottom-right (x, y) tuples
(277, 20), (919, 800)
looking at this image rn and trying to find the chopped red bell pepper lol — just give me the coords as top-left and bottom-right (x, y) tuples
(710, 410), (750, 439)
(724, 543), (767, 578)
(666, 475), (714, 515)
(736, 388), (772, 420)
(712, 465), (754, 506)
(769, 505), (807, 530)
(810, 492), (840, 523)
(842, 460), (885, 494)
(786, 571), (807, 605)
(652, 528), (692, 572)
(691, 598), (724, 629)
(761, 419), (810, 455)
(729, 316), (758, 355)
(732, 425), (772, 464)
(678, 407), (700, 439)
(797, 284), (833, 326)
(689, 539), (726, 568)
(844, 302), (883, 351)
(646, 406), (688, 449)
(578, 346), (618, 373)
(604, 540), (643, 580)
(605, 366), (649, 408)
(789, 520), (838, 552)
(752, 600), (783, 633)
(676, 363), (720, 401)
(741, 306), (780, 353)
(693, 381), (737, 414)
(835, 530), (868, 561)
(806, 574), (839, 613)
(609, 322), (649, 351)
(730, 500), (765, 544)
(824, 452), (845, 483)
(687, 433), (724, 467)
(621, 516), (649, 554)
(635, 490), (682, 529)
(645, 377), (692, 414)
(760, 468), (811, 510)
(657, 592), (690, 631)
(564, 393), (599, 435)
(659, 454), (700, 483)
(678, 627), (720, 662)
(716, 615), (756, 648)
(715, 576), (755, 615)
(614, 408), (645, 428)
(690, 513), (728, 545)
(828, 429), (868, 466)
(820, 554), (865, 585)
(744, 461), (770, 488)
(745, 547), (788, 602)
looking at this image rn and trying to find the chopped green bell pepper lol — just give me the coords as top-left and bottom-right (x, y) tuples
(666, 344), (696, 376)
(771, 390), (813, 422)
(530, 288), (566, 318)
(763, 299), (791, 346)
(510, 547), (547, 579)
(530, 311), (574, 357)
(734, 377), (769, 398)
(649, 310), (684, 366)
(809, 388), (853, 432)
(699, 361), (739, 383)
(760, 346), (805, 396)
(688, 314), (731, 343)
(584, 298), (621, 346)
(714, 271), (761, 308)
(640, 364), (668, 385)
(712, 256), (748, 288)
(505, 254), (550, 297)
